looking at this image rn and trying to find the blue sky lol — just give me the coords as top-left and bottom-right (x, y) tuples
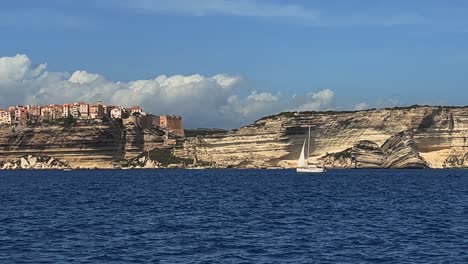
(1, 0), (468, 127)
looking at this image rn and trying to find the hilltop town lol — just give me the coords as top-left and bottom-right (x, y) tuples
(0, 100), (184, 137)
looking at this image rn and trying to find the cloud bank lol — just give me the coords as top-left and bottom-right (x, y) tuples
(120, 0), (319, 20)
(113, 0), (430, 27)
(0, 54), (335, 128)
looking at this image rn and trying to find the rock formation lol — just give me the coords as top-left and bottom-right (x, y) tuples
(320, 148), (354, 169)
(1, 154), (70, 169)
(2, 105), (468, 169)
(352, 140), (385, 168)
(181, 106), (468, 169)
(123, 147), (192, 169)
(443, 152), (468, 168)
(381, 131), (427, 168)
(320, 131), (427, 169)
(320, 140), (387, 169)
(0, 123), (170, 169)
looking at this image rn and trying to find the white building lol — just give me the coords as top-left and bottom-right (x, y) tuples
(62, 104), (70, 118)
(0, 109), (13, 125)
(111, 108), (126, 119)
(70, 104), (80, 118)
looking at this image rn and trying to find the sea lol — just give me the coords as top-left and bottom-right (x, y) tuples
(0, 169), (467, 263)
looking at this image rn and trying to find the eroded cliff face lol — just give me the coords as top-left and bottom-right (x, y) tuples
(319, 131), (427, 169)
(182, 120), (290, 168)
(182, 106), (468, 169)
(320, 140), (385, 169)
(381, 131), (427, 168)
(2, 106), (468, 169)
(0, 123), (169, 169)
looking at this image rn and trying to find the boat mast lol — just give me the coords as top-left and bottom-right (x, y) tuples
(307, 126), (311, 162)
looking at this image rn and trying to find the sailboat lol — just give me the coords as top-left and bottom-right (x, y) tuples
(296, 126), (326, 173)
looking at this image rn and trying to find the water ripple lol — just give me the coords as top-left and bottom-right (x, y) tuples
(0, 169), (467, 263)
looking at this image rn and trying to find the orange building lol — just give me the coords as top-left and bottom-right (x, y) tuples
(160, 115), (184, 137)
(14, 106), (28, 124)
(26, 105), (41, 118)
(151, 115), (160, 127)
(41, 104), (63, 120)
(90, 104), (104, 119)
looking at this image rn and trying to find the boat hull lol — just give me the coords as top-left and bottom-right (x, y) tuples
(296, 167), (326, 173)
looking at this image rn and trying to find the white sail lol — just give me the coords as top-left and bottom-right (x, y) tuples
(298, 138), (307, 167)
(296, 127), (326, 173)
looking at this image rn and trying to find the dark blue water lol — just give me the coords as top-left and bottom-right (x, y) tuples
(1, 169), (467, 263)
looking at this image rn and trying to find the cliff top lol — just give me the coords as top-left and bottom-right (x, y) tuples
(255, 104), (468, 123)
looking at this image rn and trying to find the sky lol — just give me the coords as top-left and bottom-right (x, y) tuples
(1, 0), (468, 128)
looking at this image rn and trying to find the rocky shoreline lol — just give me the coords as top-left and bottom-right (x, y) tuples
(0, 154), (71, 170)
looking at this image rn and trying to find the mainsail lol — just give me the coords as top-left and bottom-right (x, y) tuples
(298, 138), (307, 167)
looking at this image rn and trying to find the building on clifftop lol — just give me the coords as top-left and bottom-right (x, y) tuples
(160, 115), (184, 137)
(0, 109), (13, 125)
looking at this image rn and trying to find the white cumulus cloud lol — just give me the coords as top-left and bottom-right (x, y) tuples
(0, 54), (336, 128)
(68, 70), (103, 84)
(354, 102), (370, 111)
(0, 54), (46, 82)
(294, 89), (335, 111)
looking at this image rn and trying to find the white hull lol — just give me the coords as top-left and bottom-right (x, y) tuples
(296, 167), (326, 173)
